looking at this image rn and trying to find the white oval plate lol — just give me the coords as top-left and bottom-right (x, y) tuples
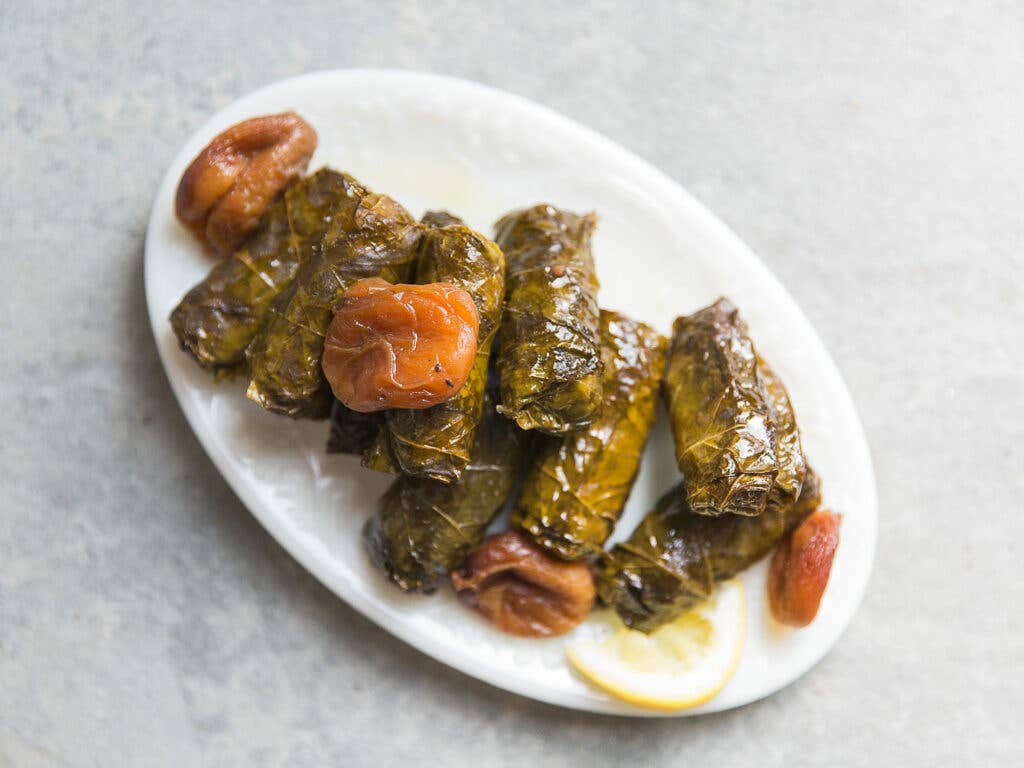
(145, 70), (876, 716)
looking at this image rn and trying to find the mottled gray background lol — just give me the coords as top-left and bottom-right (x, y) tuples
(1, 1), (1021, 765)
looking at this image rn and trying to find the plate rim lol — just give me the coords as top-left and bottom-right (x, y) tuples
(144, 68), (877, 717)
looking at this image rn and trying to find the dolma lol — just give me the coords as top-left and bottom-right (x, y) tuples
(494, 204), (603, 434)
(169, 168), (356, 369)
(363, 221), (506, 483)
(325, 400), (381, 455)
(363, 387), (523, 594)
(663, 298), (778, 517)
(246, 190), (421, 419)
(513, 310), (666, 560)
(598, 467), (821, 633)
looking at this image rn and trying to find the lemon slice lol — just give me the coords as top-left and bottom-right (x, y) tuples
(567, 579), (746, 711)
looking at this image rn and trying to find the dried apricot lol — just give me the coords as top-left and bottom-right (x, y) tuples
(768, 509), (841, 627)
(322, 278), (479, 412)
(452, 530), (596, 637)
(175, 112), (317, 255)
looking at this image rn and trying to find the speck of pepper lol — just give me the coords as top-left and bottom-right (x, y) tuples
(445, 378), (454, 388)
(551, 264), (566, 277)
(434, 362), (442, 372)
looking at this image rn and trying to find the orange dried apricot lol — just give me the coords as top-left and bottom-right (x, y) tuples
(175, 112), (317, 255)
(322, 278), (479, 412)
(768, 509), (841, 627)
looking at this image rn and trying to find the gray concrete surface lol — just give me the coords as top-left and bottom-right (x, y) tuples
(1, 1), (1021, 765)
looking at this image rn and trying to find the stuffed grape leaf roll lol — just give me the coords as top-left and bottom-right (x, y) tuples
(169, 168), (356, 369)
(513, 310), (666, 560)
(246, 189), (420, 419)
(597, 467), (821, 633)
(363, 220), (506, 483)
(362, 385), (523, 594)
(494, 204), (603, 435)
(663, 298), (778, 517)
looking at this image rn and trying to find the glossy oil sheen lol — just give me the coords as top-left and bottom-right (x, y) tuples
(145, 70), (877, 717)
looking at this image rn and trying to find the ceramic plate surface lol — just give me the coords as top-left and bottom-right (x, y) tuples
(145, 69), (876, 716)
